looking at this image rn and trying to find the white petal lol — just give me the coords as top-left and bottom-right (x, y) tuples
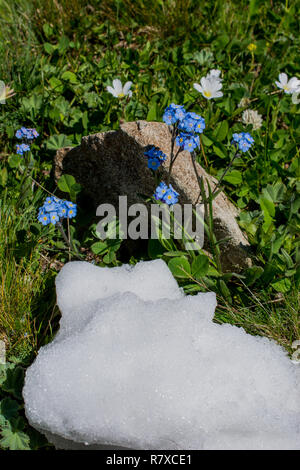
(123, 81), (133, 95)
(112, 79), (123, 94)
(275, 81), (283, 89)
(193, 83), (202, 93)
(288, 77), (300, 90)
(107, 86), (118, 97)
(278, 73), (288, 85)
(200, 76), (209, 88)
(213, 91), (223, 98)
(208, 69), (221, 79)
(212, 80), (223, 91)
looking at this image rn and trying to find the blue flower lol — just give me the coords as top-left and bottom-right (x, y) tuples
(67, 207), (77, 218)
(15, 127), (39, 140)
(148, 158), (161, 170)
(244, 132), (254, 144)
(37, 210), (50, 226)
(65, 201), (76, 210)
(15, 129), (23, 139)
(154, 182), (179, 205)
(171, 104), (186, 120)
(154, 182), (169, 200)
(163, 109), (177, 125)
(57, 204), (67, 218)
(37, 197), (77, 225)
(232, 132), (254, 152)
(44, 197), (58, 212)
(176, 132), (200, 152)
(178, 112), (205, 135)
(162, 104), (186, 125)
(49, 211), (59, 225)
(144, 146), (167, 170)
(26, 128), (39, 140)
(163, 188), (179, 205)
(16, 143), (30, 155)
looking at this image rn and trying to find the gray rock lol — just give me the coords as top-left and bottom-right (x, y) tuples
(54, 121), (252, 271)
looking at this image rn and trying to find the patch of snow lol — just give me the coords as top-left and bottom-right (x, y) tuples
(23, 260), (300, 450)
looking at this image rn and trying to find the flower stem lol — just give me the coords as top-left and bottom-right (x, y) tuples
(56, 221), (81, 259)
(212, 149), (240, 195)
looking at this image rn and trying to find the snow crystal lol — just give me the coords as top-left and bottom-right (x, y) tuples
(23, 260), (300, 450)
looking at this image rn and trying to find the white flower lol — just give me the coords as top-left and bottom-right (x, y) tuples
(106, 79), (133, 98)
(292, 92), (300, 104)
(193, 76), (223, 100)
(275, 73), (300, 95)
(0, 81), (15, 104)
(206, 69), (222, 81)
(242, 109), (263, 130)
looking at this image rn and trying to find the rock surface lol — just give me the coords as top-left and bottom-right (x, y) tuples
(55, 121), (251, 271)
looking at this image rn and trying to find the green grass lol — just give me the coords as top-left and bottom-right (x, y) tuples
(0, 0), (299, 450)
(0, 189), (58, 359)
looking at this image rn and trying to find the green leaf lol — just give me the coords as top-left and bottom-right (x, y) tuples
(0, 398), (19, 423)
(1, 366), (24, 400)
(223, 170), (242, 185)
(271, 278), (291, 293)
(43, 42), (57, 54)
(49, 76), (63, 93)
(103, 251), (116, 264)
(249, 0), (259, 16)
(0, 418), (30, 450)
(191, 255), (209, 278)
(57, 174), (81, 201)
(168, 256), (191, 278)
(147, 100), (158, 121)
(163, 250), (188, 257)
(46, 134), (73, 150)
(82, 110), (88, 129)
(201, 134), (213, 147)
(213, 145), (226, 159)
(0, 167), (8, 186)
(57, 174), (76, 193)
(91, 241), (108, 255)
(58, 35), (70, 54)
(245, 266), (264, 285)
(213, 120), (228, 142)
(259, 195), (275, 217)
(61, 71), (77, 83)
(42, 23), (53, 38)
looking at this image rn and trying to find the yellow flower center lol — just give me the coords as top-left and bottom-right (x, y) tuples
(283, 85), (289, 91)
(118, 92), (125, 98)
(204, 90), (212, 98)
(248, 43), (257, 52)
